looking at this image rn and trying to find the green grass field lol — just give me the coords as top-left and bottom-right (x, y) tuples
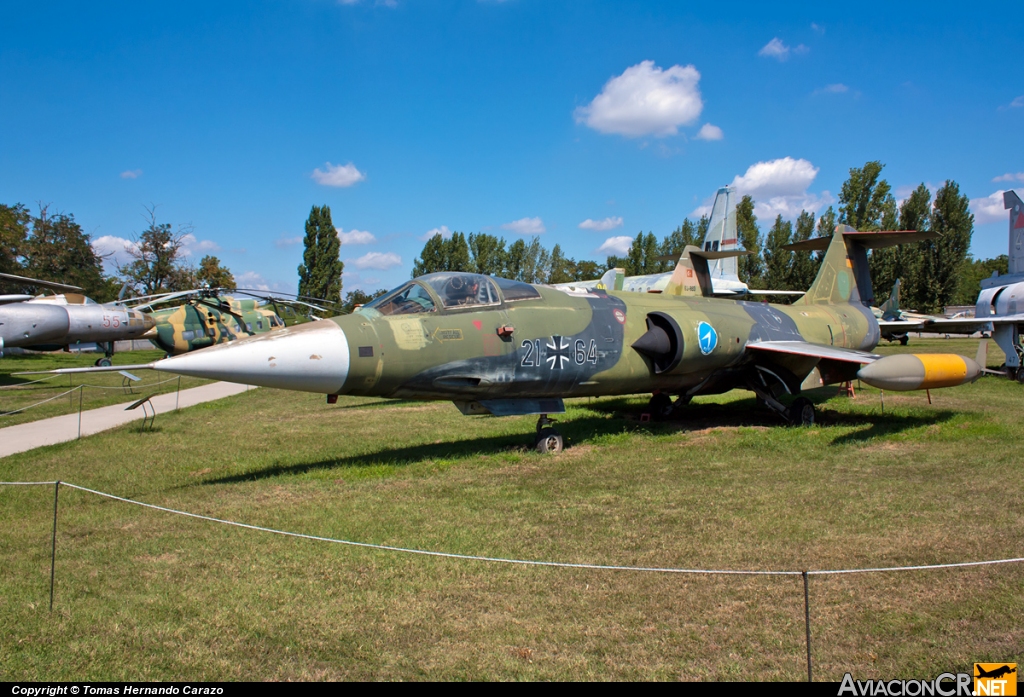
(1, 337), (1021, 680)
(0, 351), (212, 427)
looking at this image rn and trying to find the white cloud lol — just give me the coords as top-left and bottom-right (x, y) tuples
(993, 173), (1024, 183)
(753, 193), (834, 222)
(811, 22), (825, 34)
(759, 38), (790, 60)
(578, 216), (624, 231)
(815, 83), (849, 94)
(727, 157), (831, 220)
(120, 169), (142, 180)
(274, 235), (302, 248)
(311, 162), (366, 187)
(179, 233), (220, 256)
(695, 123), (724, 141)
(92, 235), (138, 270)
(420, 225), (452, 241)
(235, 271), (272, 292)
(352, 251), (402, 270)
(1011, 96), (1024, 108)
(574, 60), (703, 138)
(595, 236), (633, 256)
(730, 157), (819, 199)
(501, 217), (546, 235)
(337, 228), (376, 245)
(971, 191), (1008, 225)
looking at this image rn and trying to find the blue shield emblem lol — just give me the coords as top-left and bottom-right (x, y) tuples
(697, 321), (718, 355)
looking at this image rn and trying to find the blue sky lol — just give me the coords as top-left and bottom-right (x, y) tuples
(2, 1), (1022, 295)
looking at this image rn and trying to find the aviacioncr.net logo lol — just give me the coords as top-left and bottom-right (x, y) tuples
(838, 673), (973, 696)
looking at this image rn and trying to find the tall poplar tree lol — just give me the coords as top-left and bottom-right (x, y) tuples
(297, 205), (343, 305)
(922, 181), (973, 313)
(788, 210), (819, 291)
(762, 215), (793, 291)
(838, 161), (895, 231)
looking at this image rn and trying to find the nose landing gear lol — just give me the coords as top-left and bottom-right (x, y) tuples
(535, 414), (563, 454)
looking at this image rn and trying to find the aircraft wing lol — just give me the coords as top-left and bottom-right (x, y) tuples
(878, 319), (926, 332)
(919, 317), (994, 334)
(746, 341), (880, 364)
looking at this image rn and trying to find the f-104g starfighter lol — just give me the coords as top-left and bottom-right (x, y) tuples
(48, 228), (981, 452)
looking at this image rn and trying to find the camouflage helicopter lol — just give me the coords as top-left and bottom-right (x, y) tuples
(132, 288), (330, 355)
(48, 228), (982, 453)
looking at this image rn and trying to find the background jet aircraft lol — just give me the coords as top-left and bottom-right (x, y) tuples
(872, 279), (991, 345)
(50, 227), (982, 452)
(557, 186), (804, 298)
(0, 271), (154, 363)
(878, 190), (1024, 377)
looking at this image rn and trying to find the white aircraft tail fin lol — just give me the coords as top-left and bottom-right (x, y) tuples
(701, 186), (739, 282)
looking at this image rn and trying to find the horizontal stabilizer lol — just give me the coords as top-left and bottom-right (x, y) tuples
(785, 229), (937, 252)
(689, 249), (752, 260)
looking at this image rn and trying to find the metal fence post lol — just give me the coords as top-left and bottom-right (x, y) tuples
(77, 386), (83, 439)
(50, 481), (60, 612)
(803, 570), (812, 682)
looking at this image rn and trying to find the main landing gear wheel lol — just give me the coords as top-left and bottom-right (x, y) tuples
(648, 393), (673, 420)
(95, 357), (112, 367)
(787, 397), (815, 426)
(899, 335), (909, 346)
(1015, 367), (1024, 384)
(534, 414), (563, 454)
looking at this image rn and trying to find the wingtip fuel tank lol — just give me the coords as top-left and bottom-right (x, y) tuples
(857, 353), (982, 391)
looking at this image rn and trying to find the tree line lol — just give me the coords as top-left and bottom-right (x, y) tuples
(411, 161), (992, 313)
(0, 203), (235, 301)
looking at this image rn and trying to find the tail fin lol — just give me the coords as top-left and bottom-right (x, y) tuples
(879, 279), (901, 319)
(701, 186), (739, 281)
(789, 225), (937, 307)
(1005, 190), (1024, 275)
(595, 267), (624, 291)
(665, 246), (750, 297)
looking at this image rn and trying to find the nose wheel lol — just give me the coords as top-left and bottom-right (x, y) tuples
(534, 414), (564, 454)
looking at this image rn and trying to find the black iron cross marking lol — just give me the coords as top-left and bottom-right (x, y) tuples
(545, 335), (572, 369)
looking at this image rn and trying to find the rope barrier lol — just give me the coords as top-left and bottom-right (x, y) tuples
(49, 482), (1024, 578)
(74, 376), (183, 390)
(0, 375), (62, 389)
(0, 375), (185, 417)
(0, 386), (81, 415)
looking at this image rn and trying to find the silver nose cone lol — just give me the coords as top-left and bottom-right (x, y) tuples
(154, 320), (350, 394)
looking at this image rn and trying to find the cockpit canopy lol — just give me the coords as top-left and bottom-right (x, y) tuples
(361, 272), (541, 316)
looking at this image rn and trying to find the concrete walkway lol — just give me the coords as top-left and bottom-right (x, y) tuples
(0, 382), (253, 458)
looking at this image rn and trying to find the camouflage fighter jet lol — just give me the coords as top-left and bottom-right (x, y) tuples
(43, 228), (982, 452)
